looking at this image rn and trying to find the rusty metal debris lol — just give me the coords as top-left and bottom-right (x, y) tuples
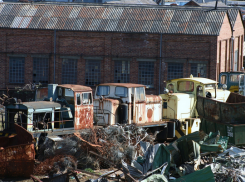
(0, 124), (35, 178)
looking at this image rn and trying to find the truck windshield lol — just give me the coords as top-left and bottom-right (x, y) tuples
(177, 81), (194, 92)
(115, 87), (128, 97)
(204, 84), (215, 89)
(230, 74), (240, 83)
(96, 86), (109, 96)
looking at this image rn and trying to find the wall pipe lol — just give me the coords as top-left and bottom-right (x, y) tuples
(54, 30), (56, 83)
(159, 34), (162, 95)
(231, 30), (234, 71)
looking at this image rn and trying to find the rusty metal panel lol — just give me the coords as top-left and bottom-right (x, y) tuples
(0, 124), (35, 178)
(0, 3), (236, 36)
(197, 93), (245, 124)
(69, 7), (81, 19)
(74, 91), (93, 130)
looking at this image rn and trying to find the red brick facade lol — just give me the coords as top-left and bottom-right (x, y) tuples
(0, 13), (243, 95)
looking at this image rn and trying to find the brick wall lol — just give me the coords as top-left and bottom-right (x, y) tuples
(0, 17), (243, 95)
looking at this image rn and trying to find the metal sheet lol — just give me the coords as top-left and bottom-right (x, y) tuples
(74, 91), (93, 130)
(11, 16), (23, 28)
(0, 3), (234, 36)
(0, 4), (6, 14)
(0, 124), (35, 178)
(19, 17), (32, 28)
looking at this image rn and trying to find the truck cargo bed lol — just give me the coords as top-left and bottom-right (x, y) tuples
(197, 92), (245, 124)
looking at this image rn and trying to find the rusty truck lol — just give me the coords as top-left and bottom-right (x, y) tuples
(159, 75), (230, 137)
(1, 84), (93, 141)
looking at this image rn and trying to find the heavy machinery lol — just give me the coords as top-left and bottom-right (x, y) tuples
(160, 75), (230, 137)
(218, 71), (244, 92)
(93, 83), (167, 138)
(1, 84), (93, 139)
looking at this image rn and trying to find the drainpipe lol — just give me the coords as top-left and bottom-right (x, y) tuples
(54, 30), (56, 83)
(231, 30), (234, 71)
(159, 34), (162, 95)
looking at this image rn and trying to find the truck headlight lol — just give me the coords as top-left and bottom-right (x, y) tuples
(222, 84), (227, 90)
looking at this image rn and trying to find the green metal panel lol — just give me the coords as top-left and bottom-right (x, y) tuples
(203, 119), (245, 145)
(215, 122), (227, 137)
(205, 119), (216, 133)
(171, 166), (215, 182)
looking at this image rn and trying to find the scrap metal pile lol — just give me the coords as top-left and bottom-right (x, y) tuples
(31, 125), (245, 182)
(3, 124), (245, 181)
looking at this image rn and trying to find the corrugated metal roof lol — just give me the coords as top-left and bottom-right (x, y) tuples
(0, 2), (239, 35)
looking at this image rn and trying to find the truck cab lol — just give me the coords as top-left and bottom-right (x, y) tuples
(160, 75), (230, 136)
(218, 72), (244, 92)
(93, 83), (162, 127)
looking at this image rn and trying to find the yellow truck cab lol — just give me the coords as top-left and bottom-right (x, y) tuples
(160, 75), (230, 136)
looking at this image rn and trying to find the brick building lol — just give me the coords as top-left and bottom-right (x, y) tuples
(0, 2), (244, 95)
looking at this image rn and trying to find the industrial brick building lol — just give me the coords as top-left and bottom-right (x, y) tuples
(0, 2), (244, 95)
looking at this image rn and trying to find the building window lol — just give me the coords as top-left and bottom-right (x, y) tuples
(138, 61), (154, 88)
(33, 57), (49, 84)
(85, 60), (101, 86)
(114, 60), (130, 83)
(191, 63), (207, 77)
(168, 63), (183, 80)
(9, 57), (25, 83)
(62, 59), (77, 84)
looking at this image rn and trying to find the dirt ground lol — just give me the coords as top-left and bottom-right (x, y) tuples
(1, 169), (121, 182)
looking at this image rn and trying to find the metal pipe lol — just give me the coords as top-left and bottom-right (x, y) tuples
(231, 34), (234, 71)
(159, 34), (162, 95)
(54, 30), (56, 83)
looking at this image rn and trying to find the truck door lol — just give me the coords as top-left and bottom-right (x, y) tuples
(74, 92), (93, 130)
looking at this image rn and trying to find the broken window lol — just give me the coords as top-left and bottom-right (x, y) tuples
(191, 63), (207, 77)
(82, 93), (92, 105)
(9, 57), (25, 83)
(85, 60), (101, 86)
(168, 63), (183, 80)
(138, 61), (154, 88)
(114, 60), (130, 83)
(33, 57), (49, 84)
(62, 59), (77, 84)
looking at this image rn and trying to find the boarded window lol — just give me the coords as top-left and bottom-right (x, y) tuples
(191, 63), (207, 77)
(138, 61), (154, 88)
(62, 59), (77, 84)
(33, 57), (49, 84)
(114, 60), (130, 83)
(9, 57), (25, 83)
(168, 63), (183, 80)
(85, 60), (101, 86)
